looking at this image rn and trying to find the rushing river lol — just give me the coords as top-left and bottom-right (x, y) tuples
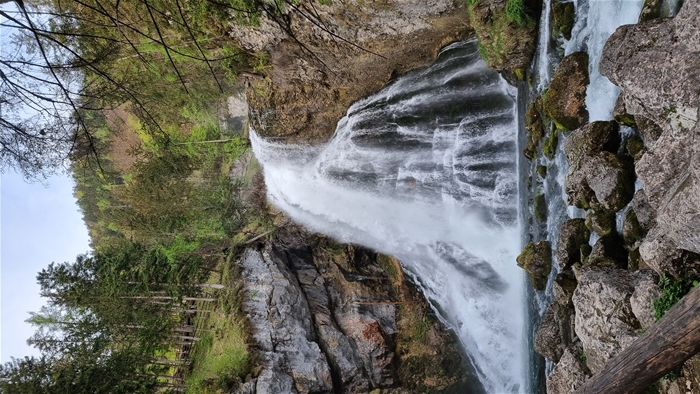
(251, 0), (654, 391)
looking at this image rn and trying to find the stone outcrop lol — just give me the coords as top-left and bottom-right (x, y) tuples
(466, 0), (541, 72)
(639, 228), (700, 280)
(517, 241), (552, 290)
(235, 227), (472, 393)
(543, 52), (589, 131)
(572, 268), (658, 375)
(239, 1), (471, 144)
(600, 2), (700, 256)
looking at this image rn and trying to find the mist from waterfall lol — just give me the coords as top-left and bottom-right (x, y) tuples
(251, 39), (530, 393)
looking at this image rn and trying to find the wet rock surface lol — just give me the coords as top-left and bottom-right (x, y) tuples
(517, 241), (552, 290)
(542, 52), (589, 131)
(556, 219), (590, 270)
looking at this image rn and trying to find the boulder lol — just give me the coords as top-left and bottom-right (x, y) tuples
(467, 0), (541, 71)
(535, 301), (576, 363)
(563, 121), (620, 166)
(556, 218), (590, 269)
(625, 135), (646, 161)
(622, 208), (644, 248)
(639, 228), (700, 279)
(542, 52), (590, 131)
(636, 116), (663, 147)
(585, 210), (616, 237)
(564, 162), (597, 210)
(629, 275), (662, 330)
(534, 189), (547, 222)
(631, 190), (657, 232)
(553, 269), (578, 307)
(517, 241), (552, 290)
(583, 152), (635, 212)
(524, 97), (545, 160)
(551, 0), (575, 40)
(546, 341), (591, 394)
(587, 233), (628, 269)
(638, 0), (662, 22)
(572, 268), (659, 374)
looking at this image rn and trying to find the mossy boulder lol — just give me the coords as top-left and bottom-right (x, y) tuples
(556, 218), (590, 270)
(467, 0), (541, 72)
(543, 127), (559, 158)
(542, 52), (589, 131)
(537, 165), (548, 178)
(622, 209), (645, 248)
(524, 97), (545, 160)
(551, 0), (575, 40)
(534, 189), (547, 222)
(517, 241), (552, 290)
(563, 121), (620, 166)
(625, 135), (645, 161)
(638, 0), (662, 22)
(585, 210), (616, 237)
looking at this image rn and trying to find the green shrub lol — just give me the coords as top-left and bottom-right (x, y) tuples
(505, 0), (535, 28)
(653, 274), (696, 321)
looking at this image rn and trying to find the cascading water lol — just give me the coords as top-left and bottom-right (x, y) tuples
(252, 39), (530, 393)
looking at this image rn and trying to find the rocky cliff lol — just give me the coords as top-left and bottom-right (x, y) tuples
(526, 2), (700, 393)
(231, 225), (476, 393)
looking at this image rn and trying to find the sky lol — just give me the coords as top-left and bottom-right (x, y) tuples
(0, 171), (91, 363)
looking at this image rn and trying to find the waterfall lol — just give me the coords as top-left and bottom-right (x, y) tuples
(252, 39), (530, 393)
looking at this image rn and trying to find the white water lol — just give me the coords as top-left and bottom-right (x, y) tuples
(252, 39), (530, 393)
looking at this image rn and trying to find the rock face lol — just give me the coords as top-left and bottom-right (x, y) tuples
(235, 227), (472, 393)
(639, 228), (700, 280)
(239, 1), (471, 144)
(543, 52), (589, 130)
(572, 268), (658, 375)
(600, 2), (700, 255)
(546, 341), (591, 394)
(466, 0), (541, 71)
(517, 241), (552, 290)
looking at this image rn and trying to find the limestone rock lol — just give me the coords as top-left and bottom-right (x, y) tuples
(556, 219), (590, 269)
(546, 341), (591, 394)
(638, 228), (700, 279)
(636, 116), (663, 148)
(572, 268), (658, 374)
(625, 135), (646, 162)
(543, 52), (589, 131)
(632, 190), (657, 232)
(638, 0), (662, 22)
(517, 241), (552, 290)
(630, 274), (662, 330)
(563, 121), (620, 166)
(622, 208), (644, 248)
(524, 97), (544, 160)
(534, 302), (576, 363)
(613, 93), (636, 128)
(583, 152), (635, 212)
(240, 249), (333, 394)
(553, 270), (578, 307)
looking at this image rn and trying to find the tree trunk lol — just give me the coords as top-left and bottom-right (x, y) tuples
(574, 285), (700, 394)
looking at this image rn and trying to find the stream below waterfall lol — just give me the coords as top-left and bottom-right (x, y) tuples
(249, 0), (676, 392)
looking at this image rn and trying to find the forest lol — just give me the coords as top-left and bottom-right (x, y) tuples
(0, 0), (286, 392)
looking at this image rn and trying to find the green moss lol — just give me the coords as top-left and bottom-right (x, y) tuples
(505, 0), (536, 28)
(536, 165), (547, 178)
(626, 135), (645, 160)
(534, 190), (547, 222)
(551, 0), (575, 40)
(543, 128), (559, 158)
(524, 97), (544, 160)
(514, 68), (526, 81)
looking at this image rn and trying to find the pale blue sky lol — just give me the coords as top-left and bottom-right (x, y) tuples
(0, 171), (90, 363)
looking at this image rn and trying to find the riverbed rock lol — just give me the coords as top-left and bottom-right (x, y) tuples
(517, 241), (552, 291)
(551, 0), (575, 40)
(585, 210), (615, 237)
(638, 0), (662, 22)
(543, 52), (589, 131)
(613, 93), (636, 128)
(632, 190), (657, 232)
(625, 135), (646, 161)
(553, 270), (578, 307)
(623, 208), (644, 248)
(546, 341), (591, 394)
(467, 0), (541, 71)
(572, 268), (658, 375)
(524, 97), (545, 160)
(556, 219), (590, 269)
(636, 116), (664, 148)
(563, 121), (621, 166)
(535, 300), (576, 363)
